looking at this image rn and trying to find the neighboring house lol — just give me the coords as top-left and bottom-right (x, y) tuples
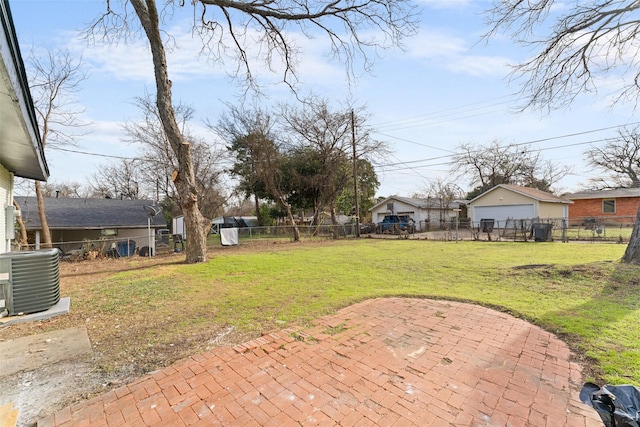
(15, 197), (166, 252)
(468, 184), (570, 228)
(0, 1), (49, 253)
(369, 196), (463, 231)
(563, 188), (640, 225)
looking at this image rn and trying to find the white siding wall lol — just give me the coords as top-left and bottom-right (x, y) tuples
(0, 165), (13, 253)
(369, 198), (457, 232)
(471, 204), (535, 227)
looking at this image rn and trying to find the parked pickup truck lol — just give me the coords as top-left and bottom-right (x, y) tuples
(375, 215), (415, 234)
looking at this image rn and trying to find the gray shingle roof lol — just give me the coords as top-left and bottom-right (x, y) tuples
(469, 184), (570, 204)
(14, 197), (166, 230)
(563, 188), (640, 200)
(370, 195), (461, 211)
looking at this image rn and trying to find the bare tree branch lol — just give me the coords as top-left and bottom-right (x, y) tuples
(485, 1), (640, 110)
(585, 125), (640, 189)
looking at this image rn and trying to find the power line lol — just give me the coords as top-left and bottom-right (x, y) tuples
(52, 147), (136, 160)
(373, 124), (640, 171)
(372, 94), (519, 130)
(374, 132), (455, 153)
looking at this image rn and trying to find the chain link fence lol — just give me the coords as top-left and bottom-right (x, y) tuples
(13, 215), (636, 260)
(400, 216), (637, 243)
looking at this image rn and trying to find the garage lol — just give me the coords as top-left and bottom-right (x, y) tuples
(472, 204), (534, 227)
(468, 184), (570, 229)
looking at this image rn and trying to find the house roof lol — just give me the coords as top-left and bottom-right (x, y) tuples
(369, 195), (461, 212)
(15, 197), (166, 230)
(469, 184), (571, 204)
(0, 0), (48, 181)
(562, 188), (640, 200)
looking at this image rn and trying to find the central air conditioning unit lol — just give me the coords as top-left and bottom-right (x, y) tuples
(0, 249), (60, 316)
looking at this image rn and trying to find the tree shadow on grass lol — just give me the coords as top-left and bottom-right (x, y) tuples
(524, 261), (640, 384)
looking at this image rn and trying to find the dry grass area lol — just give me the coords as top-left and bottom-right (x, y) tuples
(1, 241), (286, 355)
(0, 241), (302, 425)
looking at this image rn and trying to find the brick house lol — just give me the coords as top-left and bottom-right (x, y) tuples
(563, 188), (640, 225)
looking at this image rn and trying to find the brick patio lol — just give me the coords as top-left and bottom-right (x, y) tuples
(38, 298), (603, 426)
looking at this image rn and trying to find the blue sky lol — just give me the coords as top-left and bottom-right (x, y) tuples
(9, 0), (639, 199)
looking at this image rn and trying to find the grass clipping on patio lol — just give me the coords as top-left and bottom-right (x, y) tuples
(3, 239), (637, 386)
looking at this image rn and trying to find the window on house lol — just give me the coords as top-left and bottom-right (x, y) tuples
(603, 199), (616, 213)
(387, 202), (394, 212)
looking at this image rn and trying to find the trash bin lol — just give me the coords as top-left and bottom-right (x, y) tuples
(531, 223), (553, 242)
(173, 234), (184, 252)
(139, 246), (153, 257)
(116, 240), (136, 257)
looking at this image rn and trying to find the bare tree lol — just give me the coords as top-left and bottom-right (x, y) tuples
(217, 106), (302, 241)
(13, 199), (28, 249)
(484, 2), (640, 262)
(585, 127), (640, 189)
(122, 94), (226, 219)
(485, 1), (640, 110)
(89, 159), (146, 199)
(85, 0), (417, 262)
(42, 181), (91, 198)
(414, 178), (465, 225)
(452, 140), (570, 198)
(279, 98), (386, 236)
(280, 99), (352, 231)
(25, 46), (88, 248)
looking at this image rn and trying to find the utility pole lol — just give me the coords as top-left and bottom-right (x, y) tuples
(351, 110), (360, 237)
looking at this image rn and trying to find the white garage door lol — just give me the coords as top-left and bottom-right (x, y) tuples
(472, 204), (534, 227)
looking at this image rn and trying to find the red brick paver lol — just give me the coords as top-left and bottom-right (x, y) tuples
(38, 298), (602, 426)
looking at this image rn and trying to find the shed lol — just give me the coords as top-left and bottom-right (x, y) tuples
(468, 184), (570, 228)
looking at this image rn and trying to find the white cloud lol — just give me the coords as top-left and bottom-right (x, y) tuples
(416, 0), (474, 10)
(404, 29), (511, 77)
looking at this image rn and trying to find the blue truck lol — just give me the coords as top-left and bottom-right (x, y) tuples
(375, 215), (415, 234)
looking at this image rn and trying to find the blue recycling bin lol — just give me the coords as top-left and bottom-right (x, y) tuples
(116, 240), (136, 257)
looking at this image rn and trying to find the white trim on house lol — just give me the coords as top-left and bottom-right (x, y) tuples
(0, 165), (12, 252)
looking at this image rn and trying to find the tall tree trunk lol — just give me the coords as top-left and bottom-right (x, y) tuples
(12, 199), (28, 249)
(279, 196), (300, 242)
(131, 0), (209, 263)
(623, 206), (640, 263)
(34, 181), (52, 248)
(330, 204), (339, 239)
(254, 193), (261, 224)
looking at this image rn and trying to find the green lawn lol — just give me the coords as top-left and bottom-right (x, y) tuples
(71, 239), (639, 384)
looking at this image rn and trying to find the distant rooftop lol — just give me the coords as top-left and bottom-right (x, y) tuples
(15, 197), (166, 229)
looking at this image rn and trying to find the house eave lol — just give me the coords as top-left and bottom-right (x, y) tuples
(0, 0), (48, 181)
